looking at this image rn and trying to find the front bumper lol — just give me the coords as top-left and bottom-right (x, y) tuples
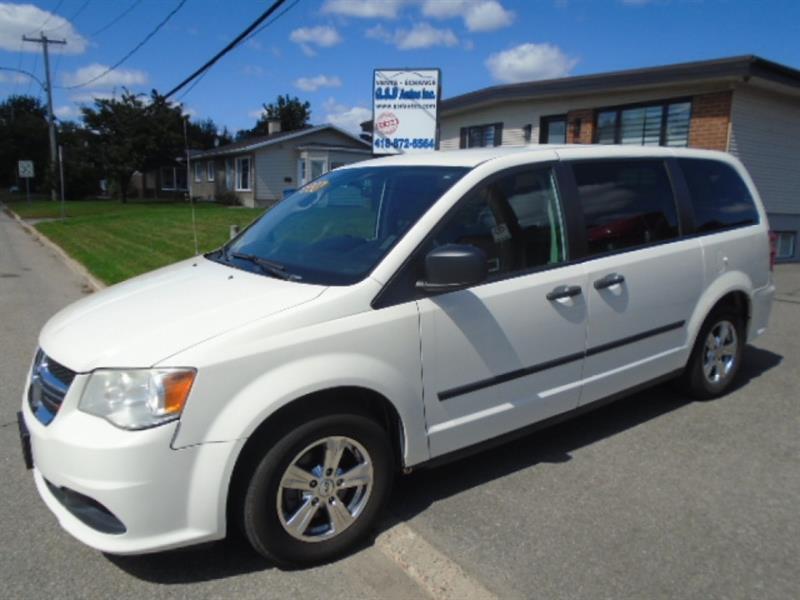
(22, 375), (243, 555)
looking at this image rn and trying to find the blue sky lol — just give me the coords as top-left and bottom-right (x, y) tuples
(1, 0), (798, 135)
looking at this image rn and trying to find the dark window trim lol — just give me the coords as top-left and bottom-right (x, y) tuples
(539, 114), (567, 144)
(372, 161), (566, 309)
(459, 122), (504, 148)
(593, 96), (693, 146)
(439, 320), (685, 401)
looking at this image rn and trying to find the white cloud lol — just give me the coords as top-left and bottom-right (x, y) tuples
(248, 108), (267, 119)
(0, 2), (88, 53)
(422, 1), (514, 32)
(323, 97), (371, 135)
(485, 43), (577, 83)
(62, 64), (148, 89)
(181, 107), (197, 118)
(245, 38), (263, 51)
(321, 0), (408, 18)
(366, 22), (458, 50)
(294, 74), (342, 92)
(70, 91), (116, 104)
(290, 25), (342, 56)
(54, 104), (80, 119)
(0, 70), (28, 84)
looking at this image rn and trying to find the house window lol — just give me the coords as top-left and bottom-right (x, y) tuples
(194, 161), (203, 183)
(539, 115), (567, 144)
(459, 123), (503, 148)
(595, 99), (692, 147)
(175, 168), (187, 191)
(207, 161), (215, 182)
(774, 231), (796, 259)
(236, 157), (251, 191)
(161, 167), (176, 191)
(225, 159), (234, 191)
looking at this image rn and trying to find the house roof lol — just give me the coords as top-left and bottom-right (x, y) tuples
(192, 124), (371, 159)
(441, 55), (800, 115)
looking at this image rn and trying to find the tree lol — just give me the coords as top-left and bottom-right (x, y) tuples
(238, 94), (311, 139)
(187, 117), (233, 150)
(81, 89), (184, 202)
(0, 95), (49, 189)
(56, 120), (104, 199)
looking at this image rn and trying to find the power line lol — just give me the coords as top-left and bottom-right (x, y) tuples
(90, 0), (143, 37)
(164, 0), (289, 99)
(32, 0), (66, 33)
(45, 0), (92, 33)
(0, 66), (45, 91)
(59, 0), (187, 90)
(176, 0), (299, 102)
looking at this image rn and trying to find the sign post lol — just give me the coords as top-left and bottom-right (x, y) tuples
(18, 160), (34, 204)
(372, 68), (440, 155)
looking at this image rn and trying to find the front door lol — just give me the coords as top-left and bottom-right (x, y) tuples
(418, 164), (589, 458)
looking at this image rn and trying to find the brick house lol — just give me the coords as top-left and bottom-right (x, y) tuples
(438, 55), (800, 260)
(189, 122), (372, 208)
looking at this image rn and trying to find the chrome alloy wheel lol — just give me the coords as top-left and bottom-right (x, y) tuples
(702, 320), (738, 384)
(276, 436), (373, 542)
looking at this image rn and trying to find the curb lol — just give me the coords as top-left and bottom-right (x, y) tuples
(2, 204), (106, 292)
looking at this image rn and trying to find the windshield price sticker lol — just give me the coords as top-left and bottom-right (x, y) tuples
(373, 69), (440, 155)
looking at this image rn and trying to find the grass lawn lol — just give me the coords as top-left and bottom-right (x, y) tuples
(3, 198), (264, 284)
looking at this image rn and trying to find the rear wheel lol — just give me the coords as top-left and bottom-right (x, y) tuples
(241, 413), (393, 566)
(680, 309), (744, 399)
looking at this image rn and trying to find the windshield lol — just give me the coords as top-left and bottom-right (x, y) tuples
(212, 165), (469, 285)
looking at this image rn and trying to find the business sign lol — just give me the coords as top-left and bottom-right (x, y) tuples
(373, 69), (440, 155)
(18, 160), (34, 178)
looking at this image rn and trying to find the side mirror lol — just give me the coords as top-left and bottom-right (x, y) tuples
(416, 244), (488, 293)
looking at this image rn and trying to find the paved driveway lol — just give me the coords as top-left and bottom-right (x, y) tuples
(1, 208), (797, 599)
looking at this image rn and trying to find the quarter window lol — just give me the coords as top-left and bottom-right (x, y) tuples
(431, 167), (567, 276)
(678, 159), (759, 232)
(459, 123), (503, 148)
(236, 157), (251, 191)
(573, 160), (679, 255)
(596, 100), (691, 147)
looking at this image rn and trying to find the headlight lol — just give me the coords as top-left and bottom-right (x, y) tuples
(79, 368), (196, 430)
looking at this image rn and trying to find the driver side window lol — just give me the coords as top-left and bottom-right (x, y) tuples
(432, 166), (567, 276)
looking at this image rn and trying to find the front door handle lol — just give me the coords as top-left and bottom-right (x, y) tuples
(547, 285), (582, 301)
(594, 273), (625, 290)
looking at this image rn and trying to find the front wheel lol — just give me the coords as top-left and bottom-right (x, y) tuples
(680, 309), (744, 399)
(241, 413), (393, 566)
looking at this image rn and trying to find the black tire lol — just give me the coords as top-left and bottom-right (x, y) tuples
(679, 308), (745, 400)
(241, 412), (393, 567)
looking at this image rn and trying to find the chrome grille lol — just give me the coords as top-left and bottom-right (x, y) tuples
(28, 351), (76, 426)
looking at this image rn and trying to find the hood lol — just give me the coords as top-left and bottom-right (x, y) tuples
(40, 257), (326, 372)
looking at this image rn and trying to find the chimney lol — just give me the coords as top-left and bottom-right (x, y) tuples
(267, 117), (281, 135)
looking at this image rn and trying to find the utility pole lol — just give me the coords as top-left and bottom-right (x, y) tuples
(23, 32), (66, 202)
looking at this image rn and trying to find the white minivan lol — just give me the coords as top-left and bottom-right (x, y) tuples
(19, 146), (774, 566)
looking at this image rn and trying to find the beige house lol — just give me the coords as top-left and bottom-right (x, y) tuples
(437, 55), (800, 260)
(189, 122), (372, 207)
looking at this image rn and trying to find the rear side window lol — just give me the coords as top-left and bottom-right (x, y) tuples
(572, 160), (679, 255)
(678, 159), (759, 232)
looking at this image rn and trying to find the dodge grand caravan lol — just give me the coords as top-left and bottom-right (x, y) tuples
(19, 146), (774, 566)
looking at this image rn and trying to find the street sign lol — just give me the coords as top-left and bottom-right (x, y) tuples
(372, 68), (440, 155)
(18, 160), (34, 178)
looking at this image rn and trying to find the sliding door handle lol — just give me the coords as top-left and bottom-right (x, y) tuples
(594, 273), (625, 290)
(547, 285), (582, 301)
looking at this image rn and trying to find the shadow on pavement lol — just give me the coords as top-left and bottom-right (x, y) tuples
(388, 345), (782, 524)
(106, 345), (782, 583)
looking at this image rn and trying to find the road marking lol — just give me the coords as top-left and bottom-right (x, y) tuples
(375, 522), (497, 600)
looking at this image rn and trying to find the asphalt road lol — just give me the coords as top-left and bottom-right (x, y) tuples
(1, 207), (798, 599)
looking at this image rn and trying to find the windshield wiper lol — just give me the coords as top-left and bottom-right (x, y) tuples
(229, 251), (293, 281)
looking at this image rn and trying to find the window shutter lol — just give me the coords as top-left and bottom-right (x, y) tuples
(494, 123), (503, 146)
(459, 127), (467, 149)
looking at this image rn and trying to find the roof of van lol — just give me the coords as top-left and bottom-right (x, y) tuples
(347, 144), (730, 169)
